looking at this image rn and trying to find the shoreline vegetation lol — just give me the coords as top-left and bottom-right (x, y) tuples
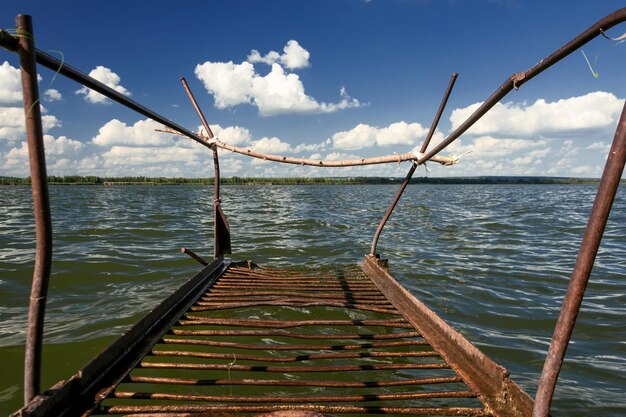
(0, 175), (607, 186)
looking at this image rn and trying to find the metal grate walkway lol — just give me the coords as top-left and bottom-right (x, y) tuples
(92, 263), (490, 416)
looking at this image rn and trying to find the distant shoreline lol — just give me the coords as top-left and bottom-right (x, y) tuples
(0, 176), (608, 186)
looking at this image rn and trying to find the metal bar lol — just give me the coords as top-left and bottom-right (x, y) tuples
(180, 316), (412, 328)
(179, 247), (208, 266)
(363, 255), (534, 417)
(0, 36), (206, 147)
(161, 337), (430, 350)
(196, 296), (393, 305)
(15, 258), (230, 417)
(418, 8), (626, 165)
(370, 73), (457, 256)
(532, 102), (626, 417)
(149, 350), (439, 362)
(16, 14), (53, 405)
(199, 293), (389, 301)
(180, 77), (231, 258)
(98, 404), (489, 416)
(180, 77), (215, 139)
(111, 390), (475, 403)
(190, 300), (401, 314)
(126, 375), (463, 387)
(206, 288), (384, 295)
(138, 362), (450, 372)
(212, 281), (377, 288)
(169, 329), (421, 339)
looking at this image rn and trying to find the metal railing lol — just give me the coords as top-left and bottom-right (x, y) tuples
(2, 8), (626, 416)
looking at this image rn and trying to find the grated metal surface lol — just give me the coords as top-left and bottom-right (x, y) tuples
(92, 264), (490, 416)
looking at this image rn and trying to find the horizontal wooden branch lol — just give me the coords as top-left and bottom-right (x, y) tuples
(157, 127), (459, 168)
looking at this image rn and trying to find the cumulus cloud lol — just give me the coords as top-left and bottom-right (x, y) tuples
(195, 41), (361, 116)
(76, 66), (131, 104)
(586, 141), (610, 153)
(212, 124), (253, 145)
(92, 119), (173, 147)
(2, 135), (84, 176)
(332, 121), (429, 150)
(0, 61), (22, 104)
(247, 40), (310, 69)
(450, 92), (623, 137)
(250, 136), (293, 153)
(44, 89), (62, 102)
(0, 106), (61, 141)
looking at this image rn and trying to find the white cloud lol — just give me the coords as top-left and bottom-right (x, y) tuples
(0, 106), (61, 141)
(92, 119), (173, 147)
(247, 40), (310, 69)
(332, 121), (428, 150)
(586, 141), (610, 153)
(250, 136), (293, 153)
(212, 124), (253, 145)
(447, 136), (547, 158)
(43, 89), (62, 102)
(195, 42), (361, 116)
(2, 134), (84, 176)
(75, 66), (131, 104)
(450, 92), (623, 137)
(0, 61), (22, 104)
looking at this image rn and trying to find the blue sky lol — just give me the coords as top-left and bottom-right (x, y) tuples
(1, 0), (625, 178)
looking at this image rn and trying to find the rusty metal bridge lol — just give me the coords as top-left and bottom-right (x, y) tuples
(2, 8), (626, 417)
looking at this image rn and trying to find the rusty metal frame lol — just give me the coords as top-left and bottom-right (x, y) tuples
(13, 257), (230, 417)
(2, 8), (626, 417)
(180, 77), (231, 258)
(14, 14), (54, 405)
(362, 255), (534, 417)
(532, 101), (626, 416)
(370, 72), (457, 256)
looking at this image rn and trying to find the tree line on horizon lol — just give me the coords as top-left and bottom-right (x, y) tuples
(0, 175), (604, 186)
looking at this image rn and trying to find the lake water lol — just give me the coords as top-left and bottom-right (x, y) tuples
(0, 184), (624, 416)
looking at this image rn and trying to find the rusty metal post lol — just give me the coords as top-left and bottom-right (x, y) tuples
(180, 78), (231, 258)
(533, 102), (626, 416)
(370, 73), (457, 256)
(16, 15), (53, 404)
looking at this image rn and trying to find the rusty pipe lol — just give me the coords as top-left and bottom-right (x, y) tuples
(370, 73), (457, 256)
(180, 78), (231, 258)
(533, 101), (626, 416)
(418, 8), (626, 165)
(16, 15), (53, 404)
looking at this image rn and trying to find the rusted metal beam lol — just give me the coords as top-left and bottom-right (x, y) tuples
(126, 375), (463, 387)
(13, 258), (230, 417)
(190, 300), (401, 314)
(138, 361), (450, 372)
(161, 337), (430, 350)
(180, 77), (231, 258)
(180, 316), (412, 328)
(111, 389), (476, 402)
(0, 33), (205, 148)
(532, 102), (626, 416)
(179, 247), (208, 266)
(370, 73), (457, 256)
(168, 329), (421, 339)
(149, 349), (439, 362)
(363, 255), (534, 417)
(98, 404), (490, 416)
(16, 14), (53, 405)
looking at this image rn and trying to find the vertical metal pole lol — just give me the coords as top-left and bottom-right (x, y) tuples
(370, 73), (457, 256)
(532, 102), (626, 417)
(16, 14), (53, 404)
(180, 78), (231, 258)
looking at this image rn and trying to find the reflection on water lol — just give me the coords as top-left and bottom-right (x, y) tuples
(0, 184), (624, 416)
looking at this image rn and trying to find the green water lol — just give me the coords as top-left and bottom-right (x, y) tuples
(1, 184), (625, 415)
